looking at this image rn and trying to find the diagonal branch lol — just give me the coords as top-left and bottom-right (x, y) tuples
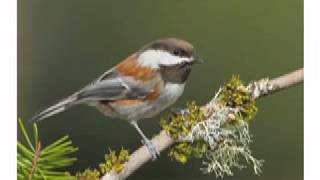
(102, 68), (304, 180)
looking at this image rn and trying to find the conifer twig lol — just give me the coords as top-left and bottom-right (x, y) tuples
(29, 142), (41, 180)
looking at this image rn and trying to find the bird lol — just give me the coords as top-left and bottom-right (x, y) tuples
(31, 38), (203, 159)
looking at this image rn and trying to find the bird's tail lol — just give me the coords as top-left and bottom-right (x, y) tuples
(30, 94), (79, 122)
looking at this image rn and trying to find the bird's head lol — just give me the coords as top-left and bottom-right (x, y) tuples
(137, 38), (203, 68)
(136, 38), (203, 83)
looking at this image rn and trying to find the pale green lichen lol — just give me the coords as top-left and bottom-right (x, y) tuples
(200, 120), (264, 177)
(160, 75), (263, 177)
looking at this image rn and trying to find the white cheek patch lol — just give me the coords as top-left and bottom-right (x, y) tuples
(137, 50), (192, 68)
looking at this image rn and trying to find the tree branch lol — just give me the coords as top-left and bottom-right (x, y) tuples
(102, 68), (304, 180)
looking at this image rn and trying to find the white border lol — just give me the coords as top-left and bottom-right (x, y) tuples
(305, 0), (320, 180)
(0, 0), (318, 179)
(0, 0), (17, 179)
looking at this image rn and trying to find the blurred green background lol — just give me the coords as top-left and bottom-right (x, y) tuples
(18, 0), (303, 179)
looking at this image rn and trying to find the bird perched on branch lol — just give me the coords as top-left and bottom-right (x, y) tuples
(31, 38), (203, 159)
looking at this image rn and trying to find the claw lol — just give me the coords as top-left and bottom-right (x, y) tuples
(142, 139), (160, 160)
(171, 108), (190, 116)
(131, 121), (160, 160)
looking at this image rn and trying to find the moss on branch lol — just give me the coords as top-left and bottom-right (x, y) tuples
(74, 148), (129, 180)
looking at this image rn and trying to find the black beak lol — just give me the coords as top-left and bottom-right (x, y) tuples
(193, 54), (204, 64)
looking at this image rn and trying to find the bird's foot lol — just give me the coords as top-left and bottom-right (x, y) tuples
(171, 108), (190, 116)
(141, 139), (160, 160)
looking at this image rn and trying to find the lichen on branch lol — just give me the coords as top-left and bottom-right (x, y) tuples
(74, 148), (129, 180)
(219, 75), (258, 121)
(160, 75), (263, 177)
(160, 101), (206, 140)
(99, 148), (129, 174)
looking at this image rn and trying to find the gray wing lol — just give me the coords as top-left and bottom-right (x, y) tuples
(31, 69), (155, 122)
(76, 70), (154, 103)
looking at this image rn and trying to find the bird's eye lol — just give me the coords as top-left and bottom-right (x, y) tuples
(173, 49), (182, 56)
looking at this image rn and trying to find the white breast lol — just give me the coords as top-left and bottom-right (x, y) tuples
(149, 82), (185, 116)
(161, 83), (185, 102)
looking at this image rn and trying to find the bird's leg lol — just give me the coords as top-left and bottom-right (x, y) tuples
(130, 121), (160, 160)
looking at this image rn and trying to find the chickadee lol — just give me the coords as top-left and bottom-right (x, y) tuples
(31, 38), (203, 159)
